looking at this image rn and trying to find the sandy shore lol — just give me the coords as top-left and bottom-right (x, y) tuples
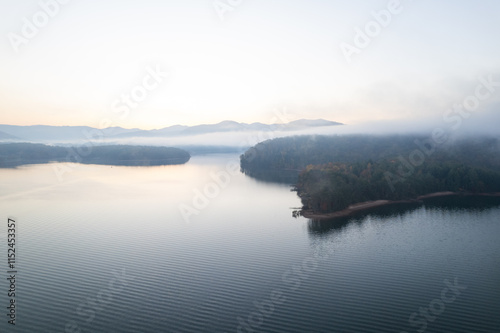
(301, 191), (500, 220)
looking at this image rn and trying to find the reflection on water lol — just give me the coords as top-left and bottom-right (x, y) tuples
(307, 196), (500, 236)
(0, 155), (499, 332)
(240, 168), (299, 185)
(307, 202), (422, 235)
(422, 194), (500, 211)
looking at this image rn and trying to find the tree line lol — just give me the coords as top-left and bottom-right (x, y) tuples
(240, 134), (500, 213)
(0, 143), (190, 167)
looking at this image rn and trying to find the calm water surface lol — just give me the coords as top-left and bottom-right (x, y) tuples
(0, 154), (499, 332)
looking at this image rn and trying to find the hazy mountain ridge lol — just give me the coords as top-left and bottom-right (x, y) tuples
(110, 119), (342, 138)
(0, 119), (342, 142)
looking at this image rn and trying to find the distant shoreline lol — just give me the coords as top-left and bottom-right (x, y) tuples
(301, 191), (500, 220)
(0, 143), (191, 168)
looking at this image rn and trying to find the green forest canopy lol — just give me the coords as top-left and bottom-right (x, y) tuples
(240, 134), (500, 213)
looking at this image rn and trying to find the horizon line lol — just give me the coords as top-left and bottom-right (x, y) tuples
(0, 118), (344, 131)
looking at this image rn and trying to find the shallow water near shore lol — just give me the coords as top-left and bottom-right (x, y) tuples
(0, 153), (499, 332)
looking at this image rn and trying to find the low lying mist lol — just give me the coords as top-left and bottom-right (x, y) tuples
(2, 108), (498, 151)
(97, 109), (500, 149)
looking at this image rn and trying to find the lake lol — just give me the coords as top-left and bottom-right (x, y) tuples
(1, 153), (499, 332)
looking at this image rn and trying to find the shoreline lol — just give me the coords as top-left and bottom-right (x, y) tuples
(301, 191), (500, 220)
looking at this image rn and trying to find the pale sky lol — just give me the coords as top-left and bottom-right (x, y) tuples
(1, 0), (499, 129)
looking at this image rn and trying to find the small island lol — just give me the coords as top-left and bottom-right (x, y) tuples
(0, 143), (190, 167)
(240, 134), (500, 219)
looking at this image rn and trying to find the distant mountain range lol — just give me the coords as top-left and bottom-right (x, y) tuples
(0, 119), (342, 142)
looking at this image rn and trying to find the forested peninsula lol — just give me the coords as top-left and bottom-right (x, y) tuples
(240, 135), (500, 218)
(0, 143), (190, 167)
